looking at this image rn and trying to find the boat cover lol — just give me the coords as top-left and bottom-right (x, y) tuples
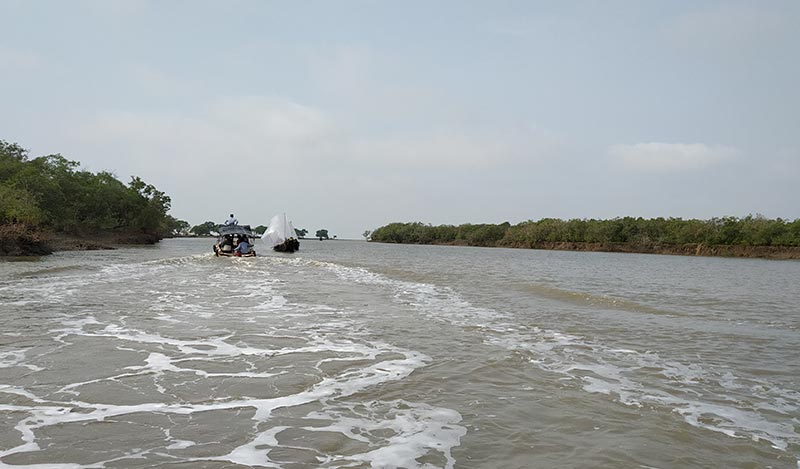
(263, 214), (296, 247)
(217, 224), (259, 237)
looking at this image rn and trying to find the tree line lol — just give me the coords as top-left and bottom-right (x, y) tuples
(188, 222), (332, 239)
(1, 140), (183, 239)
(369, 216), (800, 248)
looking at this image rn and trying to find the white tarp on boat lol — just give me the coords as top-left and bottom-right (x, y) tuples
(263, 213), (296, 247)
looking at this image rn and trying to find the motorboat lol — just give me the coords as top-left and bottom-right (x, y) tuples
(213, 224), (259, 257)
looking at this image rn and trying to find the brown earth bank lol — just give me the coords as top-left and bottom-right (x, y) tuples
(0, 223), (162, 256)
(372, 239), (800, 260)
(511, 241), (800, 260)
(0, 223), (53, 256)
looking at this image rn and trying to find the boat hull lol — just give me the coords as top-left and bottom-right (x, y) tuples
(273, 238), (300, 253)
(215, 250), (256, 257)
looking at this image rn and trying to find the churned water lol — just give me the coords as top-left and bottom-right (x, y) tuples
(1, 238), (798, 468)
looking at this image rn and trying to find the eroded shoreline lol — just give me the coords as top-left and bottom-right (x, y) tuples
(0, 223), (161, 257)
(372, 240), (800, 260)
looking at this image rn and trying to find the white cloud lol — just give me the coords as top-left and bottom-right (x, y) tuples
(209, 96), (335, 145)
(67, 98), (341, 228)
(64, 96), (570, 233)
(72, 96), (565, 172)
(608, 142), (739, 172)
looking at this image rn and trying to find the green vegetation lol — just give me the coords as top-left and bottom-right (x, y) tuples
(370, 217), (800, 250)
(316, 229), (329, 240)
(370, 222), (510, 247)
(190, 221), (218, 236)
(1, 140), (185, 253)
(170, 219), (190, 236)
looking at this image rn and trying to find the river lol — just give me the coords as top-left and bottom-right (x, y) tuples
(1, 238), (798, 468)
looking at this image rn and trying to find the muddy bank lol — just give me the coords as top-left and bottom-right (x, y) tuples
(1, 223), (162, 256)
(500, 241), (800, 260)
(48, 232), (162, 252)
(0, 223), (52, 256)
(370, 238), (800, 260)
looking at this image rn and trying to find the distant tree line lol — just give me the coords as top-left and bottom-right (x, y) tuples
(370, 216), (800, 248)
(1, 140), (184, 238)
(190, 221), (218, 236)
(188, 222), (312, 239)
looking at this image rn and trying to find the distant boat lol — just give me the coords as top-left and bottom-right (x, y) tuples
(213, 224), (259, 257)
(263, 213), (300, 253)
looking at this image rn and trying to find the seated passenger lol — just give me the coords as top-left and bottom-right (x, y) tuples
(234, 239), (251, 256)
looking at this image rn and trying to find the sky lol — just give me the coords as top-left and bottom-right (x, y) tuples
(1, 0), (798, 239)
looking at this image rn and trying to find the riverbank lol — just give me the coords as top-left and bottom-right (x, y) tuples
(0, 223), (52, 256)
(369, 219), (800, 260)
(370, 239), (800, 260)
(505, 241), (800, 260)
(0, 223), (162, 256)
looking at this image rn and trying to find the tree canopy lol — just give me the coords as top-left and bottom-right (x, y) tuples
(1, 140), (184, 238)
(369, 217), (800, 248)
(190, 221), (218, 236)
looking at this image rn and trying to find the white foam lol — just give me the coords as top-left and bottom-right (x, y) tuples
(323, 263), (504, 329)
(1, 298), (449, 468)
(322, 261), (800, 455)
(0, 351), (42, 371)
(213, 426), (286, 468)
(494, 327), (800, 449)
(303, 400), (466, 468)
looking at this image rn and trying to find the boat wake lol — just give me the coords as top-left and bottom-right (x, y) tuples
(321, 261), (800, 456)
(0, 255), (466, 468)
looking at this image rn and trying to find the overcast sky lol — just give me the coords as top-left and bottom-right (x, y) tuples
(2, 1), (798, 238)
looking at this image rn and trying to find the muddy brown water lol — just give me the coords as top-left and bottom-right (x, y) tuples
(1, 238), (798, 468)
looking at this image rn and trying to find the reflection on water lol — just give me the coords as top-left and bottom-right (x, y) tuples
(1, 238), (798, 467)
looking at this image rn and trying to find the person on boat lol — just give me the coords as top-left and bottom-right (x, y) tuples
(224, 214), (238, 226)
(234, 238), (251, 256)
(219, 235), (233, 253)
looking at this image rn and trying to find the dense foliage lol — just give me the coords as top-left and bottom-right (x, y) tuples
(370, 217), (800, 248)
(190, 221), (218, 236)
(1, 140), (182, 237)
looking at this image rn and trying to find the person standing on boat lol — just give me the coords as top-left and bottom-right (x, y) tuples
(224, 214), (238, 226)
